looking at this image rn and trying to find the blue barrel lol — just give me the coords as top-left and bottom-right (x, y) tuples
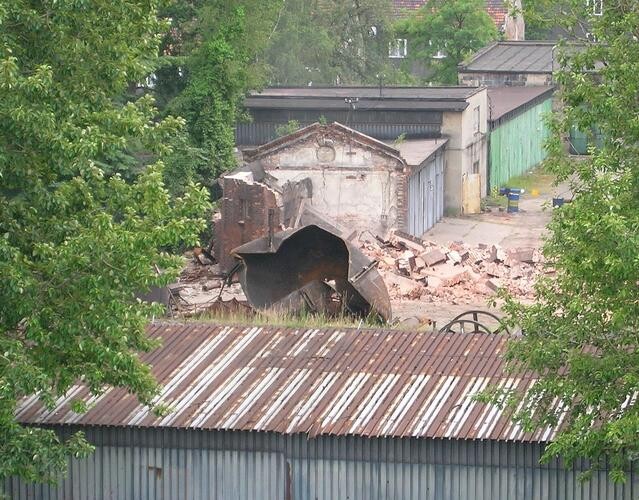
(507, 192), (520, 213)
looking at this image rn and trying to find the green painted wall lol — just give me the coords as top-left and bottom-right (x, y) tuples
(488, 98), (552, 191)
(568, 125), (604, 155)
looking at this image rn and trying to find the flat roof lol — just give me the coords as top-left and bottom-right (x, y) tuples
(391, 138), (448, 166)
(488, 86), (555, 122)
(16, 322), (553, 443)
(460, 41), (556, 74)
(245, 86), (484, 112)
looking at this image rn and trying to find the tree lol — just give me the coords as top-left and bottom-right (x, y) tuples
(398, 0), (497, 84)
(153, 0), (404, 191)
(262, 0), (402, 85)
(152, 1), (282, 189)
(492, 0), (639, 482)
(0, 0), (209, 482)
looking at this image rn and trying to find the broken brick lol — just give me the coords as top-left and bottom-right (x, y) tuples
(447, 250), (462, 264)
(484, 262), (506, 278)
(507, 247), (535, 264)
(421, 248), (447, 267)
(383, 272), (423, 298)
(424, 262), (469, 287)
(488, 245), (507, 263)
(485, 278), (503, 291)
(389, 232), (426, 253)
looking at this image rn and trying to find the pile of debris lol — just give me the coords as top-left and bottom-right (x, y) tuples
(355, 230), (548, 305)
(170, 253), (249, 317)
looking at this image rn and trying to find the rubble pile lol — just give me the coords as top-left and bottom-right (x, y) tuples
(355, 230), (547, 305)
(171, 252), (248, 317)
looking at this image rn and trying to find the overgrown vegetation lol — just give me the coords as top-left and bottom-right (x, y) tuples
(183, 308), (426, 331)
(0, 0), (209, 482)
(488, 0), (639, 482)
(275, 120), (302, 138)
(396, 0), (498, 84)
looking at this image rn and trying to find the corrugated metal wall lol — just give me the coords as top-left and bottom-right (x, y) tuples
(236, 122), (442, 146)
(407, 150), (444, 236)
(4, 427), (637, 500)
(488, 98), (552, 191)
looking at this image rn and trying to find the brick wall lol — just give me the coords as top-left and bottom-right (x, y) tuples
(395, 167), (409, 232)
(214, 177), (281, 273)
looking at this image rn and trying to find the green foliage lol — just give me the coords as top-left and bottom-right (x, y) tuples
(262, 0), (402, 85)
(394, 132), (407, 146)
(275, 120), (302, 138)
(153, 0), (407, 191)
(0, 0), (209, 483)
(156, 1), (281, 188)
(492, 0), (639, 482)
(397, 0), (498, 84)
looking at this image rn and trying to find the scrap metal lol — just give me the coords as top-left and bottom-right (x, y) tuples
(231, 224), (392, 321)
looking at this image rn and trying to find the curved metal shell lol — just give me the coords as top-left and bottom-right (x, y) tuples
(231, 224), (392, 321)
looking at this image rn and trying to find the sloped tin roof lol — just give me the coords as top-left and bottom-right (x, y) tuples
(16, 323), (553, 442)
(460, 41), (556, 74)
(488, 86), (555, 122)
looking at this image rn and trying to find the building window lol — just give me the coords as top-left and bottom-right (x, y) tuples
(433, 50), (446, 60)
(389, 39), (407, 58)
(587, 0), (603, 15)
(239, 198), (248, 223)
(473, 106), (480, 133)
(593, 0), (603, 14)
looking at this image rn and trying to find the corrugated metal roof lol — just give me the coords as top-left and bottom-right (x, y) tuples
(16, 323), (551, 442)
(252, 87), (481, 100)
(460, 41), (556, 74)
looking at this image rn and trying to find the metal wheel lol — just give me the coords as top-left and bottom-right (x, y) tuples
(438, 310), (510, 335)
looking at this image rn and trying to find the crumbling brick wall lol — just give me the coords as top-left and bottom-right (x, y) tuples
(214, 176), (281, 273)
(395, 167), (409, 232)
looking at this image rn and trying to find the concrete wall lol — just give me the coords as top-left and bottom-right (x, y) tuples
(459, 71), (553, 87)
(441, 89), (489, 214)
(255, 135), (405, 236)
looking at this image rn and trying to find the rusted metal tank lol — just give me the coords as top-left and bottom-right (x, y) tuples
(231, 224), (392, 322)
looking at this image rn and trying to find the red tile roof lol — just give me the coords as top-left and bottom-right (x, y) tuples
(393, 0), (509, 29)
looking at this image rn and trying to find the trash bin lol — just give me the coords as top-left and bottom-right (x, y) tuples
(500, 187), (524, 213)
(507, 192), (520, 213)
(552, 197), (564, 208)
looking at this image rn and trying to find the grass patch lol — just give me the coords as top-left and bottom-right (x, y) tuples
(501, 167), (556, 195)
(482, 194), (508, 209)
(180, 308), (430, 331)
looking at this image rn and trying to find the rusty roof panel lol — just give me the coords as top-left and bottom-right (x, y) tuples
(16, 323), (550, 442)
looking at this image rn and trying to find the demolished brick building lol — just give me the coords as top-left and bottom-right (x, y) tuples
(215, 122), (447, 272)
